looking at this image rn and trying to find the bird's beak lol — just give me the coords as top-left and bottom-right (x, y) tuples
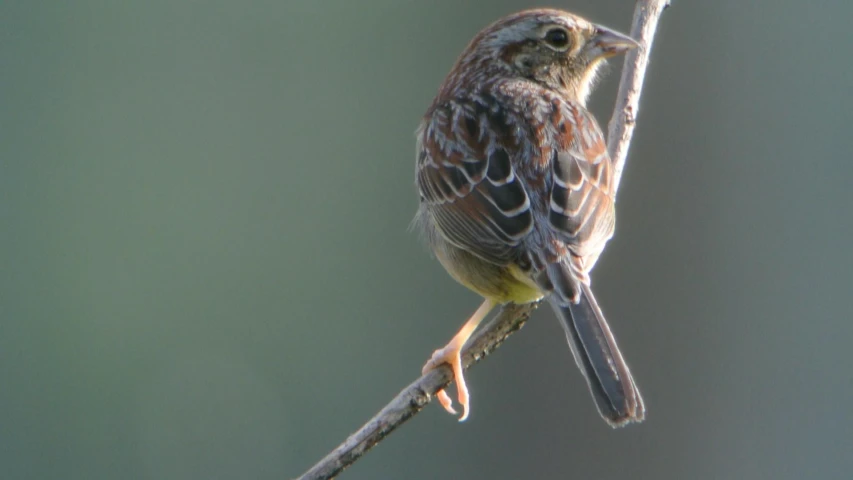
(586, 25), (640, 59)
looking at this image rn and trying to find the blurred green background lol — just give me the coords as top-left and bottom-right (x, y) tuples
(3, 1), (853, 479)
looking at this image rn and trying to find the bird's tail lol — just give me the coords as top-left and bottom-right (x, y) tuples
(548, 282), (645, 426)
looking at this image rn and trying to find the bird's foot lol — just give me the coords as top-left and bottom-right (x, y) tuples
(422, 342), (470, 421)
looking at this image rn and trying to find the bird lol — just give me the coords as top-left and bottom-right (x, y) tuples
(414, 8), (645, 426)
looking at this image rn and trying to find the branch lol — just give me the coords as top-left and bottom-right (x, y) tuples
(295, 302), (540, 480)
(296, 2), (669, 478)
(609, 0), (671, 193)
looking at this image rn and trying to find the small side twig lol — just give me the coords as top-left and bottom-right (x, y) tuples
(296, 2), (669, 479)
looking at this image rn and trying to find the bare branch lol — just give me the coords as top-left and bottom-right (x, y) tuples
(295, 2), (669, 478)
(609, 0), (671, 193)
(295, 302), (540, 480)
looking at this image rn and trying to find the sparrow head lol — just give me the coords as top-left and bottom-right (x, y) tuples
(443, 9), (639, 104)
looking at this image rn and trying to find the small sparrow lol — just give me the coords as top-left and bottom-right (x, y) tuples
(414, 8), (645, 426)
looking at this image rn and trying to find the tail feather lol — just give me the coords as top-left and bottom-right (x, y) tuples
(549, 283), (645, 426)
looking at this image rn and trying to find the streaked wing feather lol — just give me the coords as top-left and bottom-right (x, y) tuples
(417, 98), (533, 265)
(548, 105), (616, 278)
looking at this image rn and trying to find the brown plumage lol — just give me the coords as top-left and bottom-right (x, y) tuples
(414, 9), (645, 426)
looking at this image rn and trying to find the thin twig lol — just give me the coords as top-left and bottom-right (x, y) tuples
(296, 2), (669, 478)
(609, 0), (671, 193)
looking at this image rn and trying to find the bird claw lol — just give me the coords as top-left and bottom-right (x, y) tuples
(436, 389), (456, 415)
(423, 347), (470, 421)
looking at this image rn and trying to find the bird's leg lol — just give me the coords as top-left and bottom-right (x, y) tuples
(422, 298), (496, 421)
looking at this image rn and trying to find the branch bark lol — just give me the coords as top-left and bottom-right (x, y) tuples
(296, 2), (669, 478)
(609, 0), (671, 194)
(295, 302), (539, 480)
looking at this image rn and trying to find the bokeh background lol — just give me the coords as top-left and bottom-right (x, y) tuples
(3, 1), (852, 479)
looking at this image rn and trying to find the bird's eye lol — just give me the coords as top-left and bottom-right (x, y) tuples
(544, 28), (570, 49)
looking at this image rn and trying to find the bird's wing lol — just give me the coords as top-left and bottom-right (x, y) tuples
(416, 95), (533, 265)
(546, 99), (616, 283)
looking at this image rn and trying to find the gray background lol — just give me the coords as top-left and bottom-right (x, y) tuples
(3, 1), (852, 479)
